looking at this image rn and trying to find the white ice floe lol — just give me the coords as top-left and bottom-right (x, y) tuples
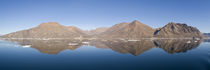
(82, 42), (89, 44)
(195, 38), (200, 40)
(68, 43), (78, 46)
(128, 40), (140, 41)
(186, 41), (191, 43)
(42, 38), (50, 40)
(22, 45), (31, 48)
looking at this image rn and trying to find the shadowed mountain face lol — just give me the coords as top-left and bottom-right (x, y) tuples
(98, 20), (155, 39)
(3, 39), (202, 55)
(1, 22), (86, 38)
(154, 22), (203, 38)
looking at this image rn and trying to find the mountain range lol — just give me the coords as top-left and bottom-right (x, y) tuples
(0, 20), (204, 39)
(203, 33), (210, 37)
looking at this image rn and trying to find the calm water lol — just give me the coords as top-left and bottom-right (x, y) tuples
(0, 39), (209, 70)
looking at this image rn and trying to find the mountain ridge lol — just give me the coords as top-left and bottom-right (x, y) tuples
(0, 20), (204, 39)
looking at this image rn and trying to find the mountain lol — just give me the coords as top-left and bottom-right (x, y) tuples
(98, 20), (155, 39)
(67, 26), (86, 35)
(85, 27), (109, 35)
(203, 33), (210, 37)
(1, 22), (86, 38)
(154, 22), (203, 38)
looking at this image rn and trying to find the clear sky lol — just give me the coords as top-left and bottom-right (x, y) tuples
(0, 0), (210, 34)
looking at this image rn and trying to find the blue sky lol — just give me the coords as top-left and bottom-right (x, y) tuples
(0, 0), (210, 34)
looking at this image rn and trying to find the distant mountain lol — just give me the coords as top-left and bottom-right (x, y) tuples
(203, 33), (210, 37)
(1, 22), (86, 38)
(85, 27), (109, 35)
(154, 22), (203, 38)
(98, 20), (155, 39)
(67, 26), (86, 35)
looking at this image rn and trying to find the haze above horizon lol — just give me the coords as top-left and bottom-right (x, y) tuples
(0, 0), (210, 34)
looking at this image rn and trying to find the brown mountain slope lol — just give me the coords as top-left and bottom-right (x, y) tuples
(154, 22), (204, 38)
(1, 22), (85, 38)
(85, 27), (109, 35)
(98, 20), (155, 39)
(67, 26), (86, 35)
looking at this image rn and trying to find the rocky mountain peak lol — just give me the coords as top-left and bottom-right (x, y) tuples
(38, 22), (62, 28)
(130, 20), (143, 25)
(129, 20), (153, 29)
(154, 22), (203, 38)
(132, 20), (141, 23)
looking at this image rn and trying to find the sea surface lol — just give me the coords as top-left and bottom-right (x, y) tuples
(0, 39), (209, 70)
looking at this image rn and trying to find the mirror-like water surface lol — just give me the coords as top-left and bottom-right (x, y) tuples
(0, 39), (209, 70)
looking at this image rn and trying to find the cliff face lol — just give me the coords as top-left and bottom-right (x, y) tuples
(154, 22), (203, 38)
(1, 22), (86, 38)
(99, 20), (155, 39)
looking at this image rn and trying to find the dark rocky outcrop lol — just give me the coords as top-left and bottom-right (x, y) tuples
(154, 22), (203, 38)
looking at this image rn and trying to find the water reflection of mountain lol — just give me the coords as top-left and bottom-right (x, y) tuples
(154, 39), (202, 54)
(3, 39), (202, 55)
(90, 40), (155, 56)
(204, 39), (210, 42)
(5, 39), (82, 54)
